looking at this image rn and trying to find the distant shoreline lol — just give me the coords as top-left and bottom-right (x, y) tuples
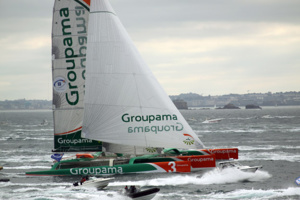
(1, 105), (300, 112)
(1, 91), (300, 109)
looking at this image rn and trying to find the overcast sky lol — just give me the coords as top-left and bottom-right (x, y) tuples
(0, 0), (299, 100)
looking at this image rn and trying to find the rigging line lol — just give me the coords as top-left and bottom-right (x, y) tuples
(132, 73), (149, 147)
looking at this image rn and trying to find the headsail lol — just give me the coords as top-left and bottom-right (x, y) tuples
(52, 0), (101, 152)
(82, 0), (205, 150)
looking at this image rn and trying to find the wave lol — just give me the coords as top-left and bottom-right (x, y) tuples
(261, 115), (296, 119)
(238, 145), (300, 151)
(0, 154), (53, 163)
(198, 187), (300, 200)
(3, 166), (50, 170)
(157, 187), (300, 200)
(0, 183), (125, 200)
(239, 151), (300, 162)
(195, 129), (266, 134)
(1, 173), (298, 200)
(12, 128), (53, 131)
(23, 137), (52, 141)
(1, 136), (52, 141)
(195, 127), (300, 134)
(289, 128), (300, 132)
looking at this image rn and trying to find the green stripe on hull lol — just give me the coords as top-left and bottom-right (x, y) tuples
(26, 163), (159, 176)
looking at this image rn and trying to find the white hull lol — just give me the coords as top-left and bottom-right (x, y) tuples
(218, 160), (262, 173)
(238, 165), (262, 173)
(74, 177), (113, 190)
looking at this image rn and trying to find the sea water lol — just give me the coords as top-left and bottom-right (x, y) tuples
(0, 107), (299, 200)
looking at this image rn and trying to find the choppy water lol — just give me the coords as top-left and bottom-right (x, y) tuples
(0, 107), (300, 199)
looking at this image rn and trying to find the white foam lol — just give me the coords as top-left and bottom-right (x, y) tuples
(203, 187), (300, 200)
(239, 151), (300, 162)
(3, 165), (50, 169)
(195, 128), (266, 134)
(199, 168), (271, 185)
(238, 145), (300, 151)
(110, 168), (271, 187)
(261, 115), (295, 119)
(8, 183), (126, 200)
(289, 128), (300, 132)
(0, 154), (53, 163)
(2, 185), (127, 200)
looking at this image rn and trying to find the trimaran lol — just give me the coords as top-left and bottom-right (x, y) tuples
(26, 0), (238, 176)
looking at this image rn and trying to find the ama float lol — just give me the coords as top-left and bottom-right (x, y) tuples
(26, 0), (238, 176)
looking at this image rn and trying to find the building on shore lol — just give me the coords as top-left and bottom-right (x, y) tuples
(172, 99), (188, 109)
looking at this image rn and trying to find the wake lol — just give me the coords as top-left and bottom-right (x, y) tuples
(110, 168), (272, 187)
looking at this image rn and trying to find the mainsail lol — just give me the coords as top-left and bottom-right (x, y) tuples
(82, 0), (205, 150)
(52, 0), (101, 152)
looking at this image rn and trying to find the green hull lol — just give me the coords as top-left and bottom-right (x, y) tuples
(26, 148), (238, 176)
(26, 151), (192, 176)
(26, 163), (162, 176)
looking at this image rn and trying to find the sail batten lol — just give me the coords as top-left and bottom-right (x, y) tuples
(90, 11), (116, 15)
(82, 0), (204, 152)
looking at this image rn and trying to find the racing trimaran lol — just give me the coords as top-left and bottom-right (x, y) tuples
(26, 0), (238, 176)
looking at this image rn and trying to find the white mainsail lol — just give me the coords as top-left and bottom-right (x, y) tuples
(82, 0), (204, 150)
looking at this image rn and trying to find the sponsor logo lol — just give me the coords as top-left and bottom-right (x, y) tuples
(57, 138), (93, 145)
(177, 164), (189, 167)
(70, 167), (123, 175)
(122, 113), (178, 123)
(145, 147), (157, 153)
(122, 113), (185, 134)
(183, 133), (195, 145)
(212, 149), (237, 154)
(296, 176), (300, 186)
(187, 157), (214, 162)
(58, 6), (88, 106)
(53, 77), (67, 92)
(128, 122), (183, 134)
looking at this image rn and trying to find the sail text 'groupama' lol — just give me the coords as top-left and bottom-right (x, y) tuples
(121, 113), (184, 134)
(60, 6), (87, 106)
